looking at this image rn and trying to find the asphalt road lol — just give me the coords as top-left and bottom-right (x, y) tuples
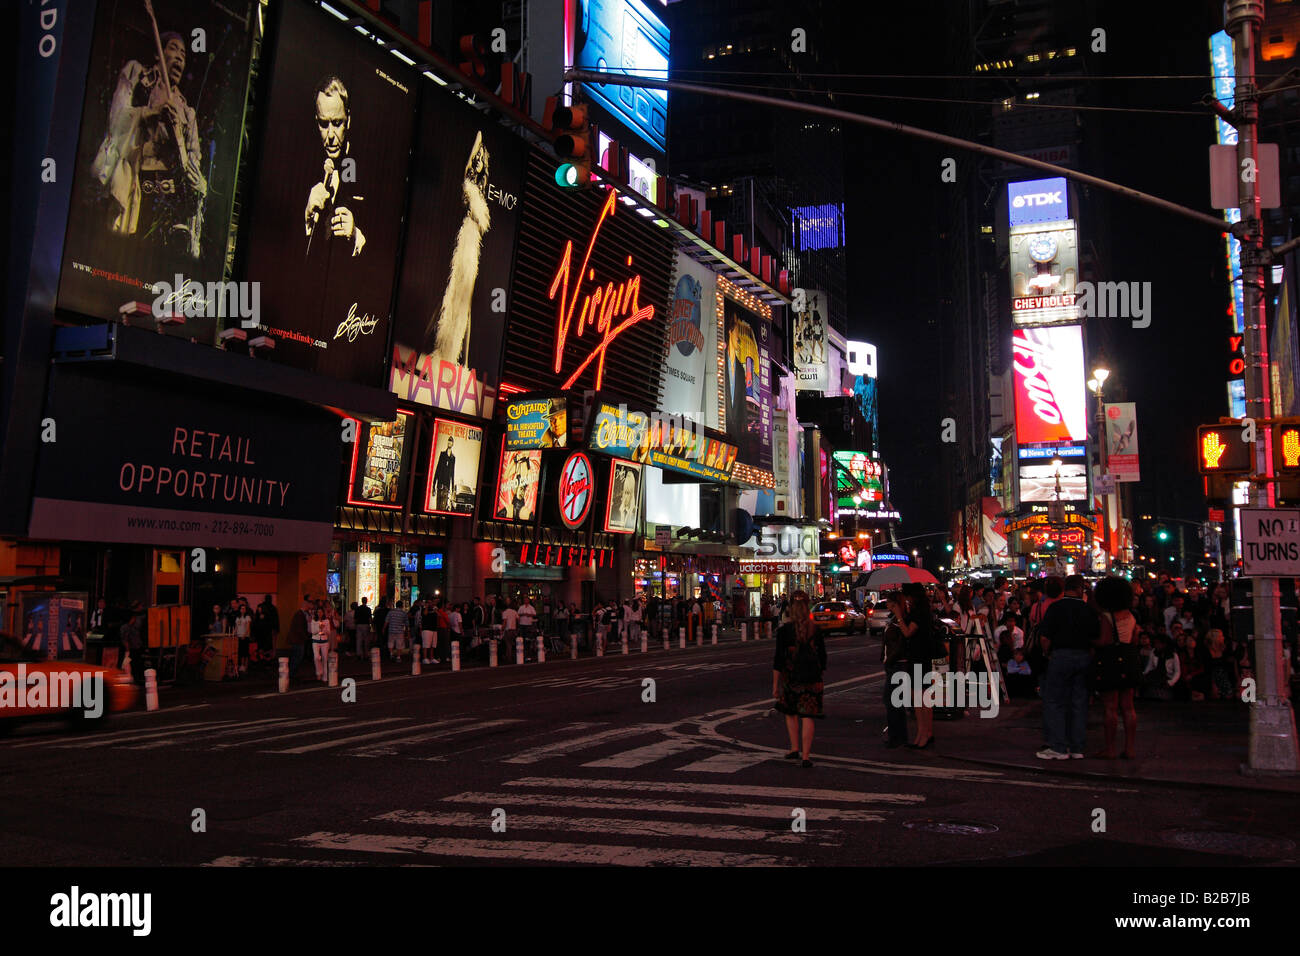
(0, 633), (1295, 867)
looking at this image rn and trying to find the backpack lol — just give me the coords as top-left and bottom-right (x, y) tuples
(792, 635), (821, 683)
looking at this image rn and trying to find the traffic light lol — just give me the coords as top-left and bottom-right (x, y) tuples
(549, 100), (592, 188)
(1154, 524), (1170, 543)
(945, 542), (954, 553)
(1197, 425), (1252, 475)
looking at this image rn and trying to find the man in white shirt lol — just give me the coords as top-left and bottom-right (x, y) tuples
(518, 599), (537, 660)
(502, 602), (520, 657)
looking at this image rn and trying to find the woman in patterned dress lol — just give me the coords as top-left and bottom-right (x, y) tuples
(772, 591), (827, 768)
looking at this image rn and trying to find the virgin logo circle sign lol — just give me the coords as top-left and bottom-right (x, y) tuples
(558, 452), (594, 528)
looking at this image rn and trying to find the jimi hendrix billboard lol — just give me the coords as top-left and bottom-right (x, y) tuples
(57, 0), (256, 342)
(241, 0), (415, 385)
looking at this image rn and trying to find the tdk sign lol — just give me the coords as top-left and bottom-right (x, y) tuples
(1008, 177), (1069, 226)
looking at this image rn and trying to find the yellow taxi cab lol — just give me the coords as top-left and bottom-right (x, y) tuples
(811, 601), (868, 635)
(0, 633), (139, 732)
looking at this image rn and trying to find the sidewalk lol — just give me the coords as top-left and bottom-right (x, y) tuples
(822, 689), (1300, 794)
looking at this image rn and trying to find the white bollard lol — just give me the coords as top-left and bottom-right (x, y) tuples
(538, 636), (546, 663)
(328, 651), (340, 686)
(144, 667), (159, 712)
(621, 634), (628, 655)
(765, 621), (773, 639)
(451, 640), (461, 672)
(741, 623), (748, 641)
(571, 635), (578, 660)
(641, 634), (648, 653)
(712, 623), (718, 645)
(490, 640), (499, 667)
(596, 637), (604, 657)
(411, 652), (421, 676)
(515, 636), (524, 665)
(679, 627), (686, 649)
(663, 629), (670, 650)
(278, 657), (289, 693)
(371, 647), (382, 681)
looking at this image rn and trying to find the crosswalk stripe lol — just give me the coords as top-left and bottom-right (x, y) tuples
(205, 855), (378, 867)
(291, 831), (797, 866)
(440, 791), (888, 822)
(500, 724), (670, 764)
(581, 737), (703, 768)
(265, 719), (434, 754)
(1, 717), (258, 749)
(504, 776), (926, 804)
(675, 751), (775, 774)
(35, 717), (292, 750)
(207, 716), (360, 750)
(352, 719), (522, 757)
(370, 810), (844, 846)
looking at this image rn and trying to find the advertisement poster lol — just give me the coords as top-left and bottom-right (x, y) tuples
(241, 0), (415, 384)
(664, 254), (717, 427)
(557, 452), (595, 529)
(505, 397), (567, 450)
(1104, 402), (1141, 483)
(574, 0), (670, 154)
(30, 366), (340, 552)
(57, 0), (256, 340)
(425, 419), (484, 516)
(20, 593), (87, 661)
(1012, 325), (1086, 447)
(389, 79), (526, 418)
(605, 459), (642, 534)
(347, 412), (412, 508)
(1009, 221), (1079, 326)
(724, 297), (771, 468)
(793, 289), (829, 392)
(588, 402), (737, 482)
(494, 445), (541, 521)
(357, 551), (379, 609)
(834, 451), (884, 509)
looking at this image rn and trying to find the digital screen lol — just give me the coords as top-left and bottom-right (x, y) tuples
(1018, 463), (1088, 503)
(791, 204), (845, 252)
(399, 552), (419, 572)
(326, 571), (341, 594)
(575, 0), (670, 153)
(1012, 325), (1086, 446)
(1008, 177), (1069, 226)
(424, 553), (443, 571)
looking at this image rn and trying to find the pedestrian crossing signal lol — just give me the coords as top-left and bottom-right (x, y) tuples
(1196, 425), (1251, 474)
(1273, 425), (1300, 471)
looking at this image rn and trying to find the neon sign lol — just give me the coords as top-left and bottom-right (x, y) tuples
(558, 452), (594, 528)
(548, 191), (656, 390)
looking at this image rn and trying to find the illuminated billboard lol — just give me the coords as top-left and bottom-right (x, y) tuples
(389, 76), (527, 418)
(663, 253), (718, 428)
(1018, 463), (1088, 503)
(1009, 221), (1080, 325)
(1012, 325), (1087, 447)
(494, 444), (541, 521)
(793, 289), (829, 392)
(506, 397), (568, 450)
(721, 285), (772, 471)
(792, 204), (845, 251)
(424, 419), (484, 517)
(57, 0), (255, 340)
(241, 0), (415, 385)
(833, 451), (884, 509)
(575, 0), (670, 154)
(588, 402), (738, 482)
(1008, 177), (1069, 227)
(347, 411), (414, 509)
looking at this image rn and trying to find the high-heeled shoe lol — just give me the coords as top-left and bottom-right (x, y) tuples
(906, 738), (934, 750)
(784, 750), (800, 759)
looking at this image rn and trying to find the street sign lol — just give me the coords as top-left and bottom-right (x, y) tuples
(1240, 508), (1300, 576)
(655, 525), (671, 549)
(1094, 474), (1116, 496)
(1208, 508), (1225, 523)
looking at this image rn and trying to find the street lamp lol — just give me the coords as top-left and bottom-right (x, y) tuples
(1087, 363), (1118, 569)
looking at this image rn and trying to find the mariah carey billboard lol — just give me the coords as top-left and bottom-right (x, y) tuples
(1012, 325), (1087, 447)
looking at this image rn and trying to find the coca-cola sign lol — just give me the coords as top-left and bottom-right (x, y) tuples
(1012, 325), (1087, 446)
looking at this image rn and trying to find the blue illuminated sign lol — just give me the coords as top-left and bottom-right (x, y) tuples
(424, 553), (444, 571)
(575, 0), (669, 153)
(1018, 444), (1087, 460)
(1008, 177), (1069, 226)
(792, 203), (845, 251)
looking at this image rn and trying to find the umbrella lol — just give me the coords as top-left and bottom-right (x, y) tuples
(864, 566), (938, 589)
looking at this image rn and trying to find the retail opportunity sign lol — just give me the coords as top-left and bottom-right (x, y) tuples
(30, 367), (338, 550)
(1104, 402), (1140, 482)
(1012, 325), (1087, 446)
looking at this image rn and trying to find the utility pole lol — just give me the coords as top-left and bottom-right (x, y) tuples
(1227, 0), (1299, 772)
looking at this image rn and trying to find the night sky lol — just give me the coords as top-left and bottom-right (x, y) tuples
(840, 1), (1234, 543)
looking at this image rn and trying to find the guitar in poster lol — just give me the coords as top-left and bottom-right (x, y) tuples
(57, 0), (255, 341)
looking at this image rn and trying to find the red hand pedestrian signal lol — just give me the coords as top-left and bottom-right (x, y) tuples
(1202, 431), (1228, 469)
(1283, 428), (1300, 468)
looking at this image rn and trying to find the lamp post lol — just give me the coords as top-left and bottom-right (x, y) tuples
(1087, 362), (1116, 571)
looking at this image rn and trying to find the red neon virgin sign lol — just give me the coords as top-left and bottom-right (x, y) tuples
(548, 191), (656, 390)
